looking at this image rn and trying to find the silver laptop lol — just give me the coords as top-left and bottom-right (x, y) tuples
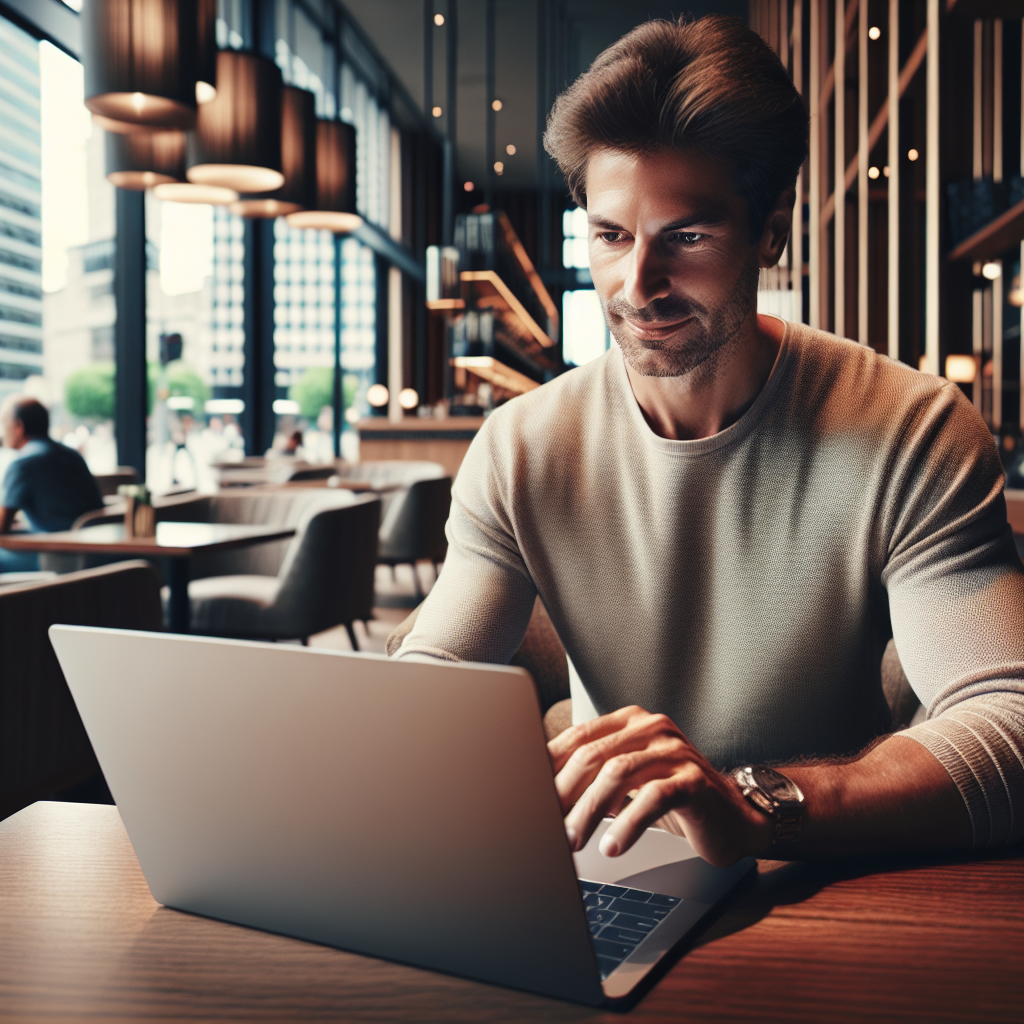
(49, 625), (754, 1006)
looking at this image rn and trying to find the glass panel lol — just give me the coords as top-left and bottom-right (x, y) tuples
(145, 195), (246, 492)
(7, 26), (118, 479)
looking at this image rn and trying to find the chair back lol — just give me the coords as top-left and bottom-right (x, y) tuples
(271, 495), (382, 638)
(378, 476), (452, 564)
(0, 561), (163, 821)
(92, 467), (139, 497)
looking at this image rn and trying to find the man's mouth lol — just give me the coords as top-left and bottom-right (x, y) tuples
(623, 316), (693, 340)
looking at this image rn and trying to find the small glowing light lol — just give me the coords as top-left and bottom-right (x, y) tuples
(463, 181), (475, 192)
(131, 91), (146, 114)
(868, 25), (881, 40)
(345, 406), (361, 424)
(868, 166), (880, 179)
(505, 143), (516, 155)
(398, 387), (419, 410)
(493, 161), (504, 175)
(366, 384), (390, 408)
(196, 81), (217, 104)
(945, 354), (977, 383)
(1009, 274), (1023, 307)
(434, 12), (444, 25)
(908, 148), (919, 162)
(432, 105), (442, 117)
(883, 165), (890, 177)
(491, 99), (502, 111)
(982, 261), (1002, 280)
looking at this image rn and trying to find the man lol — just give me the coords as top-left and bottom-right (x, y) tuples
(396, 17), (1024, 864)
(0, 395), (104, 571)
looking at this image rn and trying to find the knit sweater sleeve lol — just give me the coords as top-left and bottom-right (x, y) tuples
(394, 412), (537, 665)
(881, 382), (1024, 846)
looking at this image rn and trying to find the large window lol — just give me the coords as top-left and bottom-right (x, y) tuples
(0, 15), (117, 481)
(561, 207), (609, 367)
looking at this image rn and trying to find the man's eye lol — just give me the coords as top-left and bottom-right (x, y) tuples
(597, 231), (625, 243)
(672, 232), (703, 245)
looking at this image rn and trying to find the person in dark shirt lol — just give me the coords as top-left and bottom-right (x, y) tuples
(0, 395), (104, 572)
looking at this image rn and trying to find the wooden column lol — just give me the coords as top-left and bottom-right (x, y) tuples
(792, 0), (805, 323)
(834, 0), (846, 337)
(992, 19), (1003, 429)
(810, 0), (822, 328)
(924, 0), (940, 376)
(858, 0), (869, 345)
(887, 0), (900, 361)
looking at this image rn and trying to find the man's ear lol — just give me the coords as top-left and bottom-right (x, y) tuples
(757, 188), (795, 269)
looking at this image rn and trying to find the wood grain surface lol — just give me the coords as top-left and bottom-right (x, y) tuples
(0, 802), (1020, 1022)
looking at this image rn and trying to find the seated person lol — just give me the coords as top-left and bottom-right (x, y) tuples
(0, 396), (104, 572)
(395, 17), (1024, 864)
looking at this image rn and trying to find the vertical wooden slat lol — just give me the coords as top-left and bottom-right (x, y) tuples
(887, 0), (900, 361)
(810, 0), (822, 328)
(992, 19), (1003, 428)
(925, 0), (940, 376)
(834, 0), (846, 337)
(858, 0), (869, 345)
(974, 21), (983, 180)
(1020, 21), (1024, 433)
(974, 287), (984, 411)
(780, 0), (789, 74)
(792, 0), (805, 323)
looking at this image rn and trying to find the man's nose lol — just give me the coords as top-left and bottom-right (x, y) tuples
(623, 236), (672, 310)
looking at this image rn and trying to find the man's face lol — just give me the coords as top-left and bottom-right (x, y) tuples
(0, 411), (24, 449)
(586, 147), (762, 379)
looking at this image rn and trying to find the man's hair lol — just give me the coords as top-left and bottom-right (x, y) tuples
(544, 16), (808, 241)
(3, 396), (49, 437)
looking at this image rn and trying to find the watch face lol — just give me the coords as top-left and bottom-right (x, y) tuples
(750, 766), (804, 806)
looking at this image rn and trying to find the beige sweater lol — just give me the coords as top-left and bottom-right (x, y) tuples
(398, 321), (1024, 846)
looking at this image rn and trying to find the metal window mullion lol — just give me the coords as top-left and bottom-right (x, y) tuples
(887, 0), (899, 362)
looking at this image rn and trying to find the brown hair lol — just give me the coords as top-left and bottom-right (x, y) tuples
(544, 16), (808, 241)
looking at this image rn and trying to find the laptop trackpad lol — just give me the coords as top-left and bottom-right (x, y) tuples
(573, 819), (746, 903)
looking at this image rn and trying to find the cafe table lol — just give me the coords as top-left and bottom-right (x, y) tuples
(0, 521), (295, 633)
(0, 801), (1019, 1022)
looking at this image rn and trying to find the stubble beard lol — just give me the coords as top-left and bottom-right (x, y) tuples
(605, 250), (761, 383)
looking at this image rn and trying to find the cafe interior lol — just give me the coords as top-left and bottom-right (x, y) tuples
(0, 0), (1021, 1019)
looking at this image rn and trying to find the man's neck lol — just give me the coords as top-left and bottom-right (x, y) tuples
(623, 312), (784, 441)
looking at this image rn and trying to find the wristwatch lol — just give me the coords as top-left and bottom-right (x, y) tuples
(731, 765), (805, 848)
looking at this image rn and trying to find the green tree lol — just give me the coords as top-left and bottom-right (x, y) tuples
(290, 367), (334, 420)
(147, 361), (210, 415)
(64, 363), (115, 420)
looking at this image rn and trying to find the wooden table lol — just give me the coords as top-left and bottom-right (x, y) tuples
(0, 522), (295, 633)
(0, 802), (1019, 1022)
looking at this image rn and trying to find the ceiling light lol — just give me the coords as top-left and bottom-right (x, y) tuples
(505, 144), (516, 155)
(493, 161), (504, 175)
(463, 181), (475, 192)
(366, 384), (389, 408)
(982, 261), (1002, 280)
(106, 129), (186, 189)
(869, 25), (881, 39)
(195, 0), (217, 104)
(434, 13), (444, 25)
(233, 85), (316, 219)
(187, 50), (284, 193)
(908, 148), (919, 161)
(432, 106), (442, 117)
(285, 119), (362, 233)
(491, 99), (502, 111)
(398, 388), (419, 410)
(868, 166), (880, 179)
(945, 354), (977, 383)
(152, 181), (238, 204)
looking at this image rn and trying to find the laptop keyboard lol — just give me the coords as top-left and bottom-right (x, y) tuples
(579, 880), (681, 980)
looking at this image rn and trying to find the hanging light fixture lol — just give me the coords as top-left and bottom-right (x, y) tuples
(106, 129), (186, 189)
(82, 0), (200, 131)
(195, 0), (218, 104)
(286, 120), (361, 233)
(187, 50), (284, 193)
(232, 86), (316, 219)
(152, 182), (238, 205)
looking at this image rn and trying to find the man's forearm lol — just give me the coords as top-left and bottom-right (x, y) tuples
(777, 735), (973, 857)
(0, 506), (16, 534)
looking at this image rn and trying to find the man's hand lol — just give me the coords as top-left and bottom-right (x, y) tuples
(548, 706), (773, 867)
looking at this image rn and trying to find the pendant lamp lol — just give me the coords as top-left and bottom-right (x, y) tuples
(195, 0), (218, 104)
(286, 120), (362, 233)
(82, 0), (199, 131)
(106, 129), (186, 189)
(152, 182), (238, 205)
(232, 86), (316, 219)
(187, 50), (284, 193)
